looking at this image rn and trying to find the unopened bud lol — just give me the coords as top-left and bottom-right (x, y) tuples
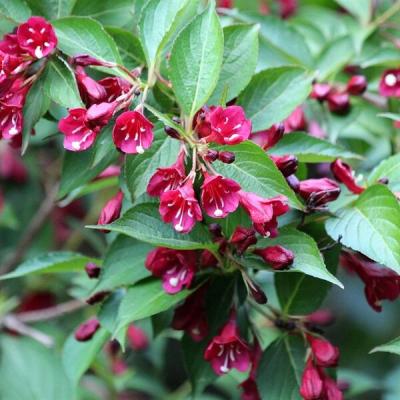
(230, 226), (257, 255)
(85, 262), (101, 279)
(208, 223), (223, 238)
(164, 125), (180, 139)
(270, 154), (298, 177)
(346, 75), (367, 96)
(204, 149), (219, 162)
(327, 91), (351, 115)
(75, 318), (100, 342)
(218, 151), (235, 164)
(255, 245), (294, 270)
(86, 291), (110, 305)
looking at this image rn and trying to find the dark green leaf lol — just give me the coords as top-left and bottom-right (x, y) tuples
(0, 0), (31, 24)
(25, 0), (74, 19)
(169, 4), (223, 117)
(237, 67), (312, 132)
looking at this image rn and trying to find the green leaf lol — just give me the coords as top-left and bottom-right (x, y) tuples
(368, 154), (400, 192)
(169, 4), (223, 118)
(326, 185), (400, 272)
(44, 56), (83, 108)
(124, 127), (181, 201)
(89, 203), (217, 251)
(53, 17), (122, 64)
(269, 132), (361, 162)
(334, 0), (372, 25)
(0, 337), (74, 400)
(25, 0), (75, 19)
(94, 235), (152, 293)
(237, 67), (312, 132)
(0, 0), (31, 24)
(114, 278), (192, 337)
(0, 252), (96, 280)
(208, 24), (259, 105)
(62, 327), (110, 385)
(139, 0), (190, 68)
(370, 336), (400, 356)
(106, 27), (145, 69)
(21, 74), (50, 154)
(214, 141), (304, 210)
(257, 335), (305, 400)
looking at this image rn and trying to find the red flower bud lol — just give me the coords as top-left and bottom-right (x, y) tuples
(331, 159), (364, 194)
(127, 324), (149, 350)
(204, 149), (219, 162)
(97, 191), (123, 230)
(71, 54), (115, 67)
(346, 75), (367, 95)
(86, 291), (110, 305)
(307, 335), (340, 367)
(248, 280), (268, 304)
(327, 91), (350, 115)
(218, 151), (236, 164)
(251, 123), (285, 150)
(164, 125), (180, 139)
(75, 318), (100, 342)
(85, 262), (101, 279)
(306, 309), (335, 327)
(270, 154), (298, 177)
(311, 83), (332, 101)
(299, 178), (341, 208)
(284, 106), (307, 132)
(230, 226), (257, 255)
(299, 358), (324, 400)
(254, 245), (294, 270)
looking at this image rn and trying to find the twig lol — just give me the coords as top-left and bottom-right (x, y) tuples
(373, 0), (400, 27)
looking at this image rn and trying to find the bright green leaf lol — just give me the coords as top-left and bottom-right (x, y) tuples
(368, 154), (400, 192)
(371, 336), (400, 356)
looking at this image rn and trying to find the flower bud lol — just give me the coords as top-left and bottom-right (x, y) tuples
(71, 54), (115, 67)
(270, 154), (298, 177)
(286, 174), (300, 192)
(346, 75), (367, 95)
(208, 223), (223, 238)
(306, 309), (335, 327)
(248, 280), (268, 304)
(327, 91), (351, 115)
(330, 159), (364, 194)
(378, 177), (389, 185)
(127, 324), (149, 351)
(85, 262), (101, 279)
(86, 291), (110, 305)
(230, 226), (257, 255)
(254, 245), (294, 270)
(98, 191), (124, 231)
(218, 151), (235, 164)
(308, 335), (340, 367)
(75, 318), (100, 342)
(299, 359), (324, 400)
(299, 178), (341, 208)
(311, 82), (331, 101)
(204, 149), (219, 162)
(251, 123), (285, 150)
(164, 125), (180, 139)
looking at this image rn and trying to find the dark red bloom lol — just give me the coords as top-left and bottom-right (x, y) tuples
(147, 150), (186, 197)
(326, 91), (350, 114)
(218, 150), (236, 164)
(240, 377), (261, 400)
(299, 178), (341, 208)
(230, 226), (257, 255)
(0, 34), (25, 57)
(201, 173), (241, 218)
(270, 154), (298, 177)
(340, 251), (400, 312)
(99, 76), (132, 103)
(311, 83), (332, 101)
(239, 191), (289, 237)
(112, 110), (154, 154)
(307, 335), (340, 367)
(284, 106), (307, 132)
(172, 288), (208, 341)
(75, 318), (100, 342)
(323, 376), (344, 400)
(127, 324), (149, 350)
(145, 247), (197, 294)
(251, 123), (285, 150)
(0, 145), (27, 182)
(17, 17), (57, 59)
(255, 245), (294, 270)
(299, 358), (324, 400)
(85, 262), (101, 279)
(379, 69), (400, 97)
(346, 75), (367, 95)
(204, 314), (251, 375)
(331, 159), (364, 194)
(97, 191), (123, 228)
(0, 106), (23, 140)
(159, 180), (202, 233)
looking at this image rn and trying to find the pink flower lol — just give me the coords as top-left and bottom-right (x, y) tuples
(331, 159), (364, 195)
(230, 226), (258, 255)
(299, 358), (324, 400)
(239, 191), (289, 237)
(254, 245), (294, 270)
(379, 69), (400, 97)
(311, 83), (332, 102)
(0, 106), (23, 140)
(0, 34), (25, 56)
(95, 165), (121, 180)
(327, 91), (350, 115)
(58, 108), (99, 151)
(97, 191), (123, 227)
(127, 324), (149, 350)
(99, 76), (132, 102)
(17, 17), (57, 59)
(86, 101), (117, 126)
(307, 335), (340, 368)
(251, 123), (285, 150)
(299, 178), (341, 208)
(172, 287), (208, 341)
(204, 315), (251, 375)
(147, 150), (186, 197)
(201, 173), (241, 218)
(75, 318), (100, 342)
(112, 110), (154, 154)
(159, 180), (202, 233)
(270, 154), (298, 177)
(75, 66), (107, 106)
(323, 376), (344, 400)
(145, 247), (197, 294)
(206, 106), (252, 145)
(306, 310), (335, 327)
(284, 106), (306, 132)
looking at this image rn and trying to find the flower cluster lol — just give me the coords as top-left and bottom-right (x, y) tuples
(0, 17), (57, 147)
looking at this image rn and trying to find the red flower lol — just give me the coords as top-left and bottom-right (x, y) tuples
(346, 75), (367, 96)
(239, 191), (289, 237)
(323, 376), (344, 400)
(145, 247), (197, 294)
(311, 83), (332, 102)
(299, 178), (341, 208)
(230, 226), (257, 255)
(299, 358), (324, 400)
(255, 245), (294, 270)
(75, 318), (100, 342)
(0, 34), (25, 57)
(240, 378), (261, 400)
(75, 66), (107, 106)
(97, 191), (123, 227)
(112, 110), (154, 154)
(251, 123), (285, 150)
(99, 76), (132, 102)
(340, 251), (400, 312)
(204, 315), (251, 375)
(17, 17), (57, 59)
(172, 288), (208, 341)
(147, 150), (186, 197)
(308, 335), (340, 367)
(201, 173), (241, 218)
(0, 106), (23, 140)
(330, 159), (364, 194)
(284, 106), (306, 132)
(206, 106), (252, 145)
(127, 324), (149, 350)
(379, 69), (400, 97)
(270, 154), (298, 177)
(326, 91), (350, 114)
(159, 180), (202, 233)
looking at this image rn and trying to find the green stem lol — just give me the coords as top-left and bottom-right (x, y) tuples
(373, 0), (400, 27)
